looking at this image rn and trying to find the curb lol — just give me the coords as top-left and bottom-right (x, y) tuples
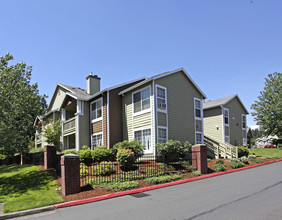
(0, 206), (55, 220)
(54, 158), (282, 209)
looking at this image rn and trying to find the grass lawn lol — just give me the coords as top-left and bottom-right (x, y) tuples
(249, 148), (282, 159)
(0, 165), (63, 214)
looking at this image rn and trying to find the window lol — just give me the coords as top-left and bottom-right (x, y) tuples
(194, 98), (203, 144)
(196, 132), (202, 144)
(92, 133), (103, 149)
(156, 86), (167, 111)
(158, 127), (167, 143)
(134, 128), (152, 153)
(91, 98), (102, 122)
(242, 114), (246, 129)
(225, 136), (230, 143)
(224, 108), (229, 125)
(133, 87), (150, 114)
(194, 99), (202, 118)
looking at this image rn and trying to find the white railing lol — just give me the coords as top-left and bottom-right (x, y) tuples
(204, 135), (238, 159)
(63, 117), (76, 133)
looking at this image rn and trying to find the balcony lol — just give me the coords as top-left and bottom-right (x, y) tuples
(63, 117), (76, 135)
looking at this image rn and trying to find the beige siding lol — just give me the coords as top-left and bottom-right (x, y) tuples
(133, 112), (151, 129)
(122, 83), (153, 142)
(155, 71), (204, 144)
(203, 107), (223, 142)
(79, 101), (90, 149)
(157, 112), (167, 127)
(49, 87), (67, 111)
(224, 97), (248, 146)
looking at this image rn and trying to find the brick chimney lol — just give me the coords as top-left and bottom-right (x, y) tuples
(86, 73), (101, 95)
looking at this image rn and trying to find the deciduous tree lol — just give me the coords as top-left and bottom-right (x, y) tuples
(251, 72), (282, 137)
(0, 53), (47, 157)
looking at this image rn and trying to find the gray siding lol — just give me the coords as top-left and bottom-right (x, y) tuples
(79, 101), (90, 148)
(224, 98), (248, 146)
(49, 87), (67, 111)
(155, 71), (204, 144)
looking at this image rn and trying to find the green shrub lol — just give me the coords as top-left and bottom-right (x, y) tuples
(116, 149), (135, 166)
(112, 140), (145, 159)
(237, 146), (249, 157)
(229, 158), (245, 169)
(0, 154), (6, 160)
(92, 147), (113, 163)
(29, 147), (44, 153)
(248, 155), (257, 162)
(240, 156), (249, 164)
(78, 148), (93, 165)
(80, 164), (89, 177)
(215, 160), (224, 165)
(192, 170), (201, 176)
(156, 140), (191, 163)
(93, 161), (115, 176)
(62, 150), (77, 155)
(100, 181), (139, 191)
(213, 163), (227, 172)
(278, 144), (282, 150)
(144, 174), (182, 184)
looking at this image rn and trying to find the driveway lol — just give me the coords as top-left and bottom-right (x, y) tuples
(19, 161), (282, 220)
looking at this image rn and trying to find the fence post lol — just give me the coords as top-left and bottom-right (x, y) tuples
(192, 144), (208, 174)
(61, 154), (80, 196)
(44, 145), (56, 169)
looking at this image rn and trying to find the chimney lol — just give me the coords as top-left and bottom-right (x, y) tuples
(86, 73), (101, 95)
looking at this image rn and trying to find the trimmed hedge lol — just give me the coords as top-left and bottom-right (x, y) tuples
(237, 146), (249, 157)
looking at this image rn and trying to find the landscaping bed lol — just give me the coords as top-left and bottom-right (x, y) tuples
(57, 156), (280, 202)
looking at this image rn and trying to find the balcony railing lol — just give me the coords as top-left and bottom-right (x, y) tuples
(35, 133), (42, 143)
(63, 117), (76, 134)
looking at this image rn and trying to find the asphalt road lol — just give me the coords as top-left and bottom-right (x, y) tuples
(21, 161), (282, 220)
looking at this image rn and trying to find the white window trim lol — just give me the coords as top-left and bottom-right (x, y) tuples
(132, 86), (151, 117)
(194, 98), (204, 144)
(222, 107), (230, 143)
(242, 114), (247, 146)
(156, 84), (167, 113)
(157, 126), (168, 144)
(195, 131), (203, 145)
(90, 98), (103, 123)
(133, 126), (153, 154)
(223, 108), (230, 126)
(91, 132), (103, 150)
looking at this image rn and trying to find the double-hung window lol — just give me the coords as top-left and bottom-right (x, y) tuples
(92, 133), (103, 149)
(242, 114), (246, 129)
(133, 87), (150, 114)
(242, 114), (247, 146)
(224, 108), (229, 125)
(223, 108), (230, 143)
(158, 127), (167, 144)
(91, 98), (102, 122)
(156, 85), (167, 112)
(194, 98), (203, 144)
(134, 128), (152, 153)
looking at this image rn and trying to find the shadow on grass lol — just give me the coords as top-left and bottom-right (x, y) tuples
(0, 167), (54, 198)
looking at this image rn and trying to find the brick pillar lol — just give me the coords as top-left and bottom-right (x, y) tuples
(44, 145), (56, 169)
(61, 154), (80, 196)
(192, 144), (208, 174)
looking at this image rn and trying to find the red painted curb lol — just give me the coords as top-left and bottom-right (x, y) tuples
(54, 158), (282, 209)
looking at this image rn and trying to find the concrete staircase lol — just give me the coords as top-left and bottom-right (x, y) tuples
(204, 135), (238, 159)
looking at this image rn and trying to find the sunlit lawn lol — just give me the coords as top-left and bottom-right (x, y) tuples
(0, 165), (63, 213)
(249, 148), (282, 159)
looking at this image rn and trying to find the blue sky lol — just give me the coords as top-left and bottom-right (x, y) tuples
(1, 0), (281, 126)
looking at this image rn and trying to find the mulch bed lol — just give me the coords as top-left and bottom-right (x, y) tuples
(53, 157), (279, 202)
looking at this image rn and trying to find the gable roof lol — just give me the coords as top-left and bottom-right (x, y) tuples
(118, 68), (207, 98)
(47, 77), (146, 111)
(203, 94), (249, 113)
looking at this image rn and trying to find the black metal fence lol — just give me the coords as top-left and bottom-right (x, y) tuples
(80, 155), (193, 186)
(0, 152), (44, 166)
